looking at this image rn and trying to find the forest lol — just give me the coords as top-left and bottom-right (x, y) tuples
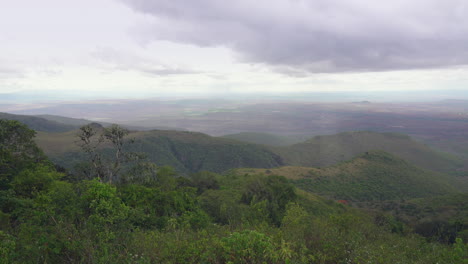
(1, 119), (467, 263)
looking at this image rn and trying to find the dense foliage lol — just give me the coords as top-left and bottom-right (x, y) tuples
(1, 120), (467, 263)
(291, 151), (460, 201)
(274, 131), (463, 173)
(38, 129), (284, 175)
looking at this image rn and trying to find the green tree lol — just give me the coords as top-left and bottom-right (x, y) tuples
(241, 175), (297, 225)
(0, 119), (47, 190)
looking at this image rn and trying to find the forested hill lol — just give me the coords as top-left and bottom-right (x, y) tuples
(35, 114), (109, 127)
(235, 150), (464, 202)
(36, 129), (284, 174)
(273, 131), (463, 173)
(221, 132), (305, 146)
(1, 119), (467, 263)
(4, 113), (461, 174)
(0, 112), (77, 132)
(35, 128), (464, 174)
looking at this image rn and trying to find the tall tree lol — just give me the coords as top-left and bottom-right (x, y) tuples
(77, 123), (141, 183)
(0, 119), (47, 189)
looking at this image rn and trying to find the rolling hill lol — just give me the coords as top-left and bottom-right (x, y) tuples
(234, 151), (463, 202)
(34, 128), (464, 176)
(221, 132), (306, 146)
(35, 129), (285, 174)
(36, 114), (109, 127)
(273, 131), (463, 173)
(36, 114), (176, 131)
(0, 112), (77, 132)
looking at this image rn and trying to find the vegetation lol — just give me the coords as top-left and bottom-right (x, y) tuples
(36, 129), (285, 174)
(221, 132), (306, 146)
(0, 112), (77, 133)
(35, 129), (464, 179)
(274, 131), (463, 173)
(0, 120), (467, 263)
(365, 193), (468, 244)
(236, 151), (465, 202)
(235, 152), (468, 243)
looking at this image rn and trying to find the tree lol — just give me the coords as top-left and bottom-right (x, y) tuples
(241, 175), (297, 226)
(76, 123), (142, 183)
(0, 119), (47, 190)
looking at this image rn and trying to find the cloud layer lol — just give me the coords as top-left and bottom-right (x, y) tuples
(91, 47), (199, 76)
(121, 0), (468, 73)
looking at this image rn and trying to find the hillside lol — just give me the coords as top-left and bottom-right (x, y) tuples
(36, 129), (284, 174)
(368, 193), (468, 243)
(4, 119), (466, 263)
(35, 129), (464, 176)
(36, 114), (108, 127)
(234, 151), (462, 202)
(36, 114), (174, 131)
(221, 132), (306, 146)
(273, 131), (463, 173)
(0, 112), (77, 132)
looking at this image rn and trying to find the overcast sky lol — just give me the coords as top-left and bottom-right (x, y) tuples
(1, 0), (468, 101)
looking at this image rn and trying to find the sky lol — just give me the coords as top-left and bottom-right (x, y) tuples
(1, 0), (468, 102)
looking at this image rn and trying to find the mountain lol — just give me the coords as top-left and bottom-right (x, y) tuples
(0, 112), (77, 132)
(35, 129), (464, 175)
(234, 151), (463, 202)
(221, 132), (306, 146)
(36, 114), (109, 127)
(36, 114), (176, 131)
(273, 131), (463, 173)
(35, 129), (284, 174)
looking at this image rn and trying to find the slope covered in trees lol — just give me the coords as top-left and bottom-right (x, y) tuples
(221, 132), (305, 146)
(235, 151), (464, 202)
(366, 193), (468, 244)
(36, 128), (463, 176)
(36, 129), (285, 174)
(273, 131), (463, 173)
(0, 112), (77, 132)
(1, 119), (467, 263)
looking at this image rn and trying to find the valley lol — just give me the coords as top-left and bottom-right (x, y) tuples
(1, 102), (468, 263)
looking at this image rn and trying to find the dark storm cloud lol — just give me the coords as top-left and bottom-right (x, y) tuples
(120, 0), (468, 73)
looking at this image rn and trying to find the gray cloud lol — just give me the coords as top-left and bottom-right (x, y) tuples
(91, 47), (199, 76)
(0, 66), (24, 79)
(120, 0), (468, 73)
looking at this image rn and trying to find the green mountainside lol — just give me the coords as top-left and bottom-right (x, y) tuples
(2, 112), (154, 134)
(36, 129), (284, 174)
(35, 128), (463, 176)
(2, 119), (468, 263)
(366, 193), (468, 243)
(234, 151), (463, 202)
(273, 131), (463, 172)
(36, 114), (109, 127)
(6, 113), (463, 174)
(36, 114), (166, 131)
(0, 112), (77, 132)
(221, 132), (306, 146)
